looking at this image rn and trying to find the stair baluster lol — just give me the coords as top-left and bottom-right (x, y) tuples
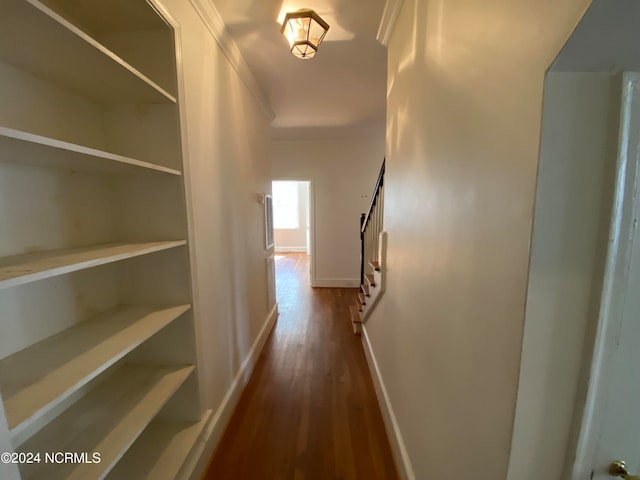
(352, 159), (386, 334)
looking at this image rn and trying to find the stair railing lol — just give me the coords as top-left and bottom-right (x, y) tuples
(360, 159), (385, 285)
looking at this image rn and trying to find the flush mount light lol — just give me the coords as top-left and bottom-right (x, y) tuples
(280, 9), (330, 59)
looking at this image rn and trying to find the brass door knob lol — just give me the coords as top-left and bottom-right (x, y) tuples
(610, 460), (640, 480)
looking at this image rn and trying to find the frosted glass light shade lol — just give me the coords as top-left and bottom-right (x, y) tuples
(280, 9), (330, 59)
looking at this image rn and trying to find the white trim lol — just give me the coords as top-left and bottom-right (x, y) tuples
(274, 246), (307, 253)
(568, 72), (640, 479)
(187, 303), (279, 480)
(265, 194), (274, 250)
(272, 177), (316, 289)
(376, 0), (405, 46)
(361, 327), (415, 480)
(148, 0), (211, 428)
(176, 409), (214, 480)
(189, 0), (275, 120)
(313, 278), (360, 288)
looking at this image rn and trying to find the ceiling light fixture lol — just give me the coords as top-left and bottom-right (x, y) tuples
(280, 9), (330, 60)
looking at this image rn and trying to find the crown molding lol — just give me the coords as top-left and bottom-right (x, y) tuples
(376, 0), (405, 46)
(189, 0), (276, 120)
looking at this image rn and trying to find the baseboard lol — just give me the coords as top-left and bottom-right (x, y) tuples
(187, 303), (279, 480)
(361, 326), (415, 480)
(313, 278), (360, 288)
(177, 409), (214, 480)
(274, 246), (308, 253)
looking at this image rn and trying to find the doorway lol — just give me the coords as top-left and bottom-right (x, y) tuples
(272, 179), (313, 286)
(507, 1), (640, 479)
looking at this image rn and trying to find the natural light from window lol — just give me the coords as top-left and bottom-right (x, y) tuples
(272, 181), (299, 229)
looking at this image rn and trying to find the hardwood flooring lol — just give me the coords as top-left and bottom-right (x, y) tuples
(202, 253), (398, 480)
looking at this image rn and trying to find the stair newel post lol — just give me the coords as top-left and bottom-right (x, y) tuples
(372, 201), (377, 266)
(370, 201), (374, 266)
(360, 213), (366, 286)
(365, 218), (369, 268)
(368, 219), (372, 268)
(380, 184), (384, 229)
(378, 189), (382, 256)
(369, 220), (374, 264)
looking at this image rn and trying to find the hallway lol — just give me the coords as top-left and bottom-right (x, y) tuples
(203, 253), (398, 479)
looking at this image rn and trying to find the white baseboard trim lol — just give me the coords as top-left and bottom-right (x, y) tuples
(177, 409), (214, 480)
(187, 303), (279, 480)
(274, 246), (308, 253)
(313, 278), (360, 288)
(361, 326), (415, 480)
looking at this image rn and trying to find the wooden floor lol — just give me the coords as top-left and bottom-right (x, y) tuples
(203, 253), (398, 480)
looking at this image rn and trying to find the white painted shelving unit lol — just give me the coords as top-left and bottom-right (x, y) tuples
(0, 0), (210, 478)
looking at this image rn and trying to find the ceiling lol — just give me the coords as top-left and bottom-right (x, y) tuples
(211, 0), (388, 139)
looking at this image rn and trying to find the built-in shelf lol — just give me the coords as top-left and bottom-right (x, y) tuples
(40, 0), (178, 97)
(0, 127), (182, 176)
(106, 410), (213, 480)
(0, 241), (187, 290)
(0, 1), (204, 477)
(0, 304), (191, 437)
(41, 0), (170, 39)
(18, 364), (194, 480)
(0, 0), (175, 104)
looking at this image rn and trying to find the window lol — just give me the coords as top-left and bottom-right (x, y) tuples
(272, 181), (299, 229)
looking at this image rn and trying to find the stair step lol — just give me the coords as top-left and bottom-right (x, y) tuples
(352, 321), (362, 335)
(350, 306), (362, 336)
(365, 274), (376, 288)
(358, 292), (366, 306)
(350, 305), (362, 324)
(370, 261), (380, 272)
(361, 283), (370, 296)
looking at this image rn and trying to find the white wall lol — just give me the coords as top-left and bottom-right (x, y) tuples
(507, 2), (640, 475)
(365, 0), (591, 479)
(552, 0), (640, 72)
(273, 181), (309, 252)
(271, 138), (384, 287)
(507, 72), (619, 480)
(158, 0), (274, 466)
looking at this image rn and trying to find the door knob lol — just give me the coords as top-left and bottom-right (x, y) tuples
(609, 460), (640, 480)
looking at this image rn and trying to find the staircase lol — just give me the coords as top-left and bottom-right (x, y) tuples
(351, 160), (386, 335)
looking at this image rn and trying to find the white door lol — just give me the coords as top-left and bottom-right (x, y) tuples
(570, 72), (640, 480)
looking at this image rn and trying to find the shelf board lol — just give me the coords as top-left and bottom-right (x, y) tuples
(106, 410), (213, 480)
(43, 0), (170, 35)
(0, 127), (182, 176)
(0, 240), (187, 290)
(0, 304), (191, 438)
(18, 364), (194, 480)
(0, 0), (176, 104)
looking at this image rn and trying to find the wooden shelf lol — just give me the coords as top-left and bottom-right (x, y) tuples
(0, 241), (186, 290)
(0, 127), (182, 176)
(0, 304), (191, 438)
(43, 0), (170, 36)
(18, 364), (195, 480)
(106, 410), (213, 480)
(0, 0), (175, 104)
(0, 2), (203, 478)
